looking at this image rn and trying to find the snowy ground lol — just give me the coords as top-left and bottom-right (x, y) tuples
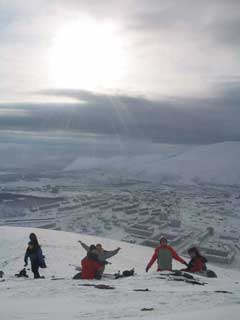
(0, 226), (240, 320)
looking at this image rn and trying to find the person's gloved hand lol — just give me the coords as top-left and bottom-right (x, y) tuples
(145, 266), (149, 273)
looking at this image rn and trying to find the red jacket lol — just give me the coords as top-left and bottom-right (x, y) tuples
(81, 257), (103, 279)
(184, 256), (207, 273)
(147, 245), (186, 271)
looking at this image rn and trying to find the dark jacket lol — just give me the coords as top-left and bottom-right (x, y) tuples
(24, 242), (46, 268)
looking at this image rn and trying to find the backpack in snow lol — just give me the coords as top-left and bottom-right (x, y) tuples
(115, 268), (135, 279)
(206, 270), (217, 278)
(73, 272), (82, 280)
(15, 268), (29, 278)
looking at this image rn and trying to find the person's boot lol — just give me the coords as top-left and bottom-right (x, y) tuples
(34, 272), (41, 279)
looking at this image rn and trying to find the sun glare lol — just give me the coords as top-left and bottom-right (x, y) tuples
(49, 18), (126, 91)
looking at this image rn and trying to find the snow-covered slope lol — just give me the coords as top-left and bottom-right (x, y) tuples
(1, 226), (240, 320)
(66, 142), (240, 185)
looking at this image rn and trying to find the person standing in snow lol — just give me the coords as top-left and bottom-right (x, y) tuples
(24, 233), (46, 279)
(182, 247), (207, 273)
(146, 237), (187, 272)
(78, 240), (121, 265)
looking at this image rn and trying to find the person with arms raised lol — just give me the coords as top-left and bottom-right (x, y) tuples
(81, 245), (105, 280)
(79, 240), (121, 265)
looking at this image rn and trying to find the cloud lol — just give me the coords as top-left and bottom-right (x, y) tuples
(0, 0), (237, 145)
(1, 82), (240, 144)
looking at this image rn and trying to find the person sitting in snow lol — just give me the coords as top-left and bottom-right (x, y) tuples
(79, 240), (121, 273)
(146, 237), (187, 272)
(24, 233), (46, 279)
(81, 245), (105, 280)
(182, 247), (207, 273)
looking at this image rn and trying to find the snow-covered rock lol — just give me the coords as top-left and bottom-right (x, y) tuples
(0, 226), (240, 320)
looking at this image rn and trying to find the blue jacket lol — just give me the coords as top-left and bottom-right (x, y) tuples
(24, 243), (46, 268)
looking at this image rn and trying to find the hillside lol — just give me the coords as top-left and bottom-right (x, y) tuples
(1, 226), (240, 320)
(66, 142), (240, 185)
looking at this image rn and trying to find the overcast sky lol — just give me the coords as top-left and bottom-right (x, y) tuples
(0, 0), (240, 144)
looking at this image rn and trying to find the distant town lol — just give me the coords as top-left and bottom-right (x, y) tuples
(0, 169), (240, 269)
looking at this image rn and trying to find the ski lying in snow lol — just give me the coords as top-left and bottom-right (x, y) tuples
(168, 278), (205, 285)
(141, 308), (154, 312)
(51, 277), (66, 281)
(133, 288), (150, 292)
(157, 271), (207, 285)
(78, 283), (115, 290)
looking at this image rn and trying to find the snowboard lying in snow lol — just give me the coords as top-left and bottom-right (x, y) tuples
(78, 283), (115, 290)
